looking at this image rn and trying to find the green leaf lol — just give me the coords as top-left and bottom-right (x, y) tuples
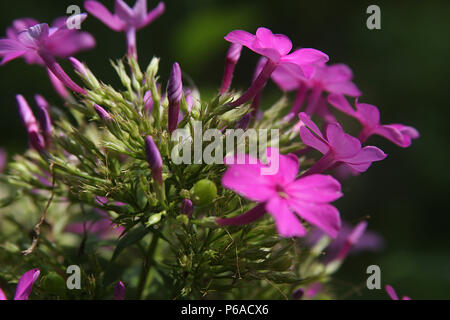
(111, 225), (148, 261)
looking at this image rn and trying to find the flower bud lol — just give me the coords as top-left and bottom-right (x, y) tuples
(41, 272), (66, 296)
(220, 43), (243, 94)
(335, 221), (368, 261)
(167, 62), (182, 133)
(144, 90), (154, 115)
(69, 57), (88, 76)
(35, 94), (52, 147)
(0, 148), (6, 173)
(16, 94), (45, 152)
(191, 179), (217, 206)
(94, 104), (112, 122)
(114, 281), (126, 300)
(145, 136), (163, 185)
(180, 199), (194, 218)
(292, 288), (305, 300)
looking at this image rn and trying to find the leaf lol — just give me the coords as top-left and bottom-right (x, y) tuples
(0, 189), (22, 208)
(111, 224), (148, 261)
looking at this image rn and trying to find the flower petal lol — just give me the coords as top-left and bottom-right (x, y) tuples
(285, 174), (343, 203)
(271, 64), (302, 91)
(222, 155), (276, 202)
(266, 197), (306, 237)
(85, 1), (125, 31)
(344, 146), (387, 172)
(374, 124), (419, 148)
(298, 113), (330, 155)
(265, 148), (299, 184)
(355, 101), (380, 128)
(327, 94), (357, 117)
(0, 288), (7, 300)
(326, 123), (361, 159)
(141, 2), (165, 28)
(289, 200), (341, 238)
(14, 269), (40, 300)
(254, 27), (292, 56)
(224, 30), (255, 48)
(385, 285), (399, 300)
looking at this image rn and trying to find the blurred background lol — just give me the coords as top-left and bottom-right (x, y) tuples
(0, 0), (449, 299)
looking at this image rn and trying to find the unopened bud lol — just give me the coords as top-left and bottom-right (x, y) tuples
(220, 43), (242, 94)
(16, 95), (45, 152)
(94, 104), (112, 122)
(35, 94), (52, 147)
(145, 136), (163, 185)
(167, 62), (182, 133)
(180, 199), (194, 218)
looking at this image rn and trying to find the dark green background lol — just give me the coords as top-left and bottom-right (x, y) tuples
(0, 0), (449, 299)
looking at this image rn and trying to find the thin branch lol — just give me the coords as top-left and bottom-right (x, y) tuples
(22, 163), (56, 256)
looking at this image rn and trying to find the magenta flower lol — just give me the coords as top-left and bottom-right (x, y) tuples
(0, 269), (40, 300)
(272, 63), (361, 120)
(306, 221), (384, 264)
(65, 209), (125, 239)
(114, 281), (126, 300)
(0, 16), (95, 66)
(385, 285), (411, 300)
(328, 94), (420, 147)
(16, 94), (46, 152)
(85, 0), (165, 58)
(298, 112), (387, 176)
(218, 148), (342, 238)
(0, 148), (6, 173)
(0, 15), (94, 94)
(224, 27), (329, 107)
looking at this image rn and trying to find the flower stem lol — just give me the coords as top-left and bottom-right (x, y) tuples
(136, 232), (160, 299)
(126, 28), (137, 59)
(301, 151), (336, 177)
(39, 50), (86, 95)
(229, 59), (278, 108)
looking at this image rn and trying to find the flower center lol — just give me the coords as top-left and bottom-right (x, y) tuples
(275, 184), (289, 199)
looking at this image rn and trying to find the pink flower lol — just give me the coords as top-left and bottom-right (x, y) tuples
(65, 209), (125, 239)
(272, 63), (361, 121)
(328, 94), (420, 147)
(306, 221), (384, 264)
(298, 112), (387, 176)
(224, 27), (328, 107)
(85, 0), (165, 58)
(0, 269), (40, 300)
(385, 285), (411, 300)
(0, 15), (94, 94)
(218, 148), (342, 238)
(0, 16), (95, 66)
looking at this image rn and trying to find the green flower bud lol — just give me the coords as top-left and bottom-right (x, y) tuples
(41, 272), (66, 296)
(191, 179), (217, 206)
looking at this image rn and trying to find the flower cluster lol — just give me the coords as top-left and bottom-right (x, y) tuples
(0, 0), (417, 300)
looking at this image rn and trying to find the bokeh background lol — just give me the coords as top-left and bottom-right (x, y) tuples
(0, 0), (449, 299)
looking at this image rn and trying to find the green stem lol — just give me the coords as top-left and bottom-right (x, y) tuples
(136, 233), (160, 299)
